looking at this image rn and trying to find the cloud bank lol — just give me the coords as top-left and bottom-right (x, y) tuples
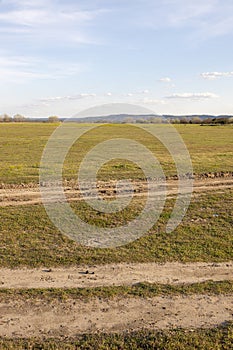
(166, 92), (219, 100)
(201, 71), (233, 79)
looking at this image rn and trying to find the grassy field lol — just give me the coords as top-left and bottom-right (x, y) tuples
(0, 123), (232, 183)
(0, 189), (232, 267)
(1, 123), (232, 349)
(0, 323), (232, 350)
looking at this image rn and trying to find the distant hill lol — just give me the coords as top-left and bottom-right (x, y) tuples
(1, 114), (232, 123)
(68, 113), (160, 123)
(65, 114), (233, 123)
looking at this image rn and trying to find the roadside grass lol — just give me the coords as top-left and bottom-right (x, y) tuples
(0, 281), (232, 302)
(0, 189), (232, 267)
(0, 322), (232, 350)
(0, 123), (232, 184)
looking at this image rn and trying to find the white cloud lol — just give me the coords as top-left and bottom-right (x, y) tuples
(180, 1), (233, 39)
(125, 90), (150, 96)
(0, 1), (106, 46)
(0, 9), (96, 27)
(159, 77), (172, 83)
(79, 93), (96, 98)
(0, 53), (86, 83)
(142, 98), (166, 105)
(40, 96), (66, 102)
(134, 1), (216, 28)
(201, 71), (233, 80)
(134, 0), (233, 40)
(166, 92), (219, 100)
(40, 93), (96, 103)
(166, 0), (217, 26)
(0, 55), (47, 82)
(2, 0), (49, 7)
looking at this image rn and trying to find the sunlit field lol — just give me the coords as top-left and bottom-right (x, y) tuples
(0, 122), (232, 349)
(0, 123), (232, 184)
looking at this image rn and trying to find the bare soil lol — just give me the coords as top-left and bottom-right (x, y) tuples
(0, 177), (232, 207)
(0, 262), (232, 289)
(0, 262), (232, 337)
(0, 294), (232, 338)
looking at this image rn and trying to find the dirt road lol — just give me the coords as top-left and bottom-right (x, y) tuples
(0, 177), (232, 207)
(0, 294), (232, 338)
(0, 262), (232, 289)
(0, 261), (232, 337)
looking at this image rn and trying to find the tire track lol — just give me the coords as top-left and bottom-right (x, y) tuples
(0, 262), (232, 289)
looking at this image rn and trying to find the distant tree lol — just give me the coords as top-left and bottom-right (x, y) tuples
(213, 117), (229, 125)
(170, 118), (180, 124)
(180, 117), (188, 124)
(202, 117), (213, 124)
(48, 116), (60, 123)
(13, 114), (25, 122)
(135, 118), (148, 124)
(191, 117), (202, 124)
(124, 117), (134, 124)
(150, 117), (163, 124)
(2, 114), (12, 122)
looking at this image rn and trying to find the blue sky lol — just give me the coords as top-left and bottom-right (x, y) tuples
(1, 0), (233, 117)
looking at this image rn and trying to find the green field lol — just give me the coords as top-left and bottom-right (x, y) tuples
(1, 123), (232, 183)
(0, 189), (232, 267)
(1, 123), (232, 349)
(0, 122), (232, 267)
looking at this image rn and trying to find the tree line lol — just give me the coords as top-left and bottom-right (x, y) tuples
(0, 114), (232, 124)
(0, 114), (60, 123)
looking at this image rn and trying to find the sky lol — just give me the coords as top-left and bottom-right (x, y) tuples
(1, 0), (233, 117)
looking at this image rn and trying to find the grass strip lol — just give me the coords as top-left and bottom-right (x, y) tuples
(0, 189), (232, 267)
(0, 322), (232, 349)
(0, 280), (232, 302)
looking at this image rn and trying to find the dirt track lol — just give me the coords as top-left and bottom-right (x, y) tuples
(0, 177), (232, 337)
(0, 261), (232, 337)
(0, 294), (232, 338)
(0, 262), (232, 289)
(0, 177), (232, 207)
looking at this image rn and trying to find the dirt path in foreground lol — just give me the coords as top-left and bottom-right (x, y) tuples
(0, 177), (232, 207)
(0, 294), (232, 337)
(0, 178), (232, 337)
(0, 262), (232, 289)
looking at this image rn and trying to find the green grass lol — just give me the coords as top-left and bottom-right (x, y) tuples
(0, 281), (232, 302)
(0, 323), (232, 349)
(1, 123), (232, 349)
(0, 123), (232, 184)
(0, 189), (232, 267)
